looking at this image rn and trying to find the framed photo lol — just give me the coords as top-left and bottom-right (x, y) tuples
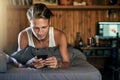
(93, 0), (105, 5)
(33, 0), (58, 5)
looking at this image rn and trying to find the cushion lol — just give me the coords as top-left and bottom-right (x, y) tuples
(11, 46), (86, 66)
(0, 51), (7, 72)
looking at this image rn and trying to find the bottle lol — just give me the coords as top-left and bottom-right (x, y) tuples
(87, 37), (92, 47)
(75, 32), (80, 48)
(78, 37), (83, 47)
(75, 32), (83, 49)
(95, 35), (99, 46)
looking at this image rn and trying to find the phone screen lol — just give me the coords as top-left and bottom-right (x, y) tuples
(37, 55), (48, 60)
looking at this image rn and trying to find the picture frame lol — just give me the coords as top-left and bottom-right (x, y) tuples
(93, 0), (105, 5)
(33, 0), (58, 5)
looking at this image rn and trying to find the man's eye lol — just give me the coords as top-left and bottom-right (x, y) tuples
(33, 27), (39, 30)
(43, 26), (47, 28)
(43, 26), (48, 28)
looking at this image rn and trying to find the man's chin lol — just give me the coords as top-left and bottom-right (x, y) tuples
(37, 37), (45, 40)
(33, 33), (45, 40)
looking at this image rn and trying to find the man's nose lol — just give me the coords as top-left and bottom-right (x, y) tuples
(38, 28), (43, 34)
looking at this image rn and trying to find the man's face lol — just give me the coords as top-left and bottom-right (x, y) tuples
(30, 18), (50, 40)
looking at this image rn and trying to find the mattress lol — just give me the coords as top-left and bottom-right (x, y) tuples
(0, 60), (102, 80)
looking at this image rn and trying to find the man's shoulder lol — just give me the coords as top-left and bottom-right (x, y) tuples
(18, 27), (30, 38)
(54, 28), (65, 35)
(54, 28), (66, 41)
(20, 27), (31, 34)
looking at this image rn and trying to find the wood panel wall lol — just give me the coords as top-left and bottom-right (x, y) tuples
(7, 7), (120, 52)
(50, 9), (120, 46)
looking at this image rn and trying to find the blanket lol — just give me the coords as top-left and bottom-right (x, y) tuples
(11, 46), (86, 65)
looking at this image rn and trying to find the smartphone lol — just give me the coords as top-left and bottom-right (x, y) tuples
(37, 55), (48, 60)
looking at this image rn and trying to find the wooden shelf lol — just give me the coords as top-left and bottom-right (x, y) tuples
(87, 56), (109, 58)
(8, 5), (120, 10)
(81, 47), (115, 50)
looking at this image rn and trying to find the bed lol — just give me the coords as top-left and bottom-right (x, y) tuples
(0, 46), (102, 80)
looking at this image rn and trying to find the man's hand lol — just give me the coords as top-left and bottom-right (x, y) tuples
(26, 56), (45, 69)
(26, 56), (59, 69)
(33, 58), (46, 69)
(45, 56), (58, 68)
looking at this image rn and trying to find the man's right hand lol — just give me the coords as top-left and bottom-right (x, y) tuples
(26, 56), (46, 68)
(33, 58), (46, 68)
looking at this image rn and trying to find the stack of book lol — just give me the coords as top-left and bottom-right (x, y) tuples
(9, 0), (32, 6)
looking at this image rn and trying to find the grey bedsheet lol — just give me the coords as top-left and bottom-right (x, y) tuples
(0, 60), (102, 80)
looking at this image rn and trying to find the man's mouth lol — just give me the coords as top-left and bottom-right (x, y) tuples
(37, 35), (45, 39)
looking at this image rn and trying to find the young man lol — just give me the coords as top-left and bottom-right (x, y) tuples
(17, 3), (70, 69)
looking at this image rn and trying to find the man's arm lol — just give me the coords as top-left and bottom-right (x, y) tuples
(57, 32), (70, 68)
(17, 31), (28, 51)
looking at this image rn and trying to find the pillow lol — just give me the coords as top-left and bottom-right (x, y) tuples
(11, 46), (86, 66)
(11, 46), (53, 64)
(11, 46), (35, 64)
(54, 46), (86, 61)
(0, 51), (7, 73)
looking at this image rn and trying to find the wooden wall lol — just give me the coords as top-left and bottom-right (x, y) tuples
(6, 6), (120, 52)
(50, 9), (120, 46)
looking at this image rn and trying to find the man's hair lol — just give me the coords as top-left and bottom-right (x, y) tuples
(27, 3), (53, 21)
